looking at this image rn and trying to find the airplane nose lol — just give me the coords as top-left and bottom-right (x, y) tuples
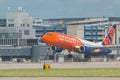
(41, 35), (50, 43)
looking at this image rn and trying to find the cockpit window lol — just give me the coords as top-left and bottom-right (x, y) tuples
(45, 33), (52, 36)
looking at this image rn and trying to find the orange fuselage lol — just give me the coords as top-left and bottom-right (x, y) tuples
(42, 32), (84, 52)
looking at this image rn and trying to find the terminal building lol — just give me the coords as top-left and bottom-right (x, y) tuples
(66, 17), (120, 44)
(33, 25), (66, 37)
(0, 7), (66, 62)
(44, 17), (120, 43)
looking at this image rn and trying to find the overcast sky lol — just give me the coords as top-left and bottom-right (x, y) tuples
(0, 0), (120, 19)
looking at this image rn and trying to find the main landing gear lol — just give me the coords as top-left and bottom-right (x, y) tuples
(84, 54), (91, 62)
(67, 51), (73, 62)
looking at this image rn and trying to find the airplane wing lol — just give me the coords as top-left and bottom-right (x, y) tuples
(89, 44), (120, 50)
(75, 44), (120, 53)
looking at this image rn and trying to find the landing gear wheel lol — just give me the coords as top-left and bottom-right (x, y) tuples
(84, 54), (91, 62)
(67, 54), (73, 58)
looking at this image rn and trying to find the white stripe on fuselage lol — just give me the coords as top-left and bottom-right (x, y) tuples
(78, 38), (103, 47)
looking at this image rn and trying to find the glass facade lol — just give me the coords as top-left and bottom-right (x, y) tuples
(33, 25), (67, 37)
(0, 19), (6, 27)
(84, 25), (106, 42)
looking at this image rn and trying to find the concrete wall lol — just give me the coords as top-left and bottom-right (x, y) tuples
(32, 45), (49, 62)
(0, 46), (31, 56)
(67, 25), (84, 39)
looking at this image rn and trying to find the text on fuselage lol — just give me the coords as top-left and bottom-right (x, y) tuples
(58, 35), (77, 44)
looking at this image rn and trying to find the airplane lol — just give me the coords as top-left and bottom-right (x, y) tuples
(39, 24), (116, 61)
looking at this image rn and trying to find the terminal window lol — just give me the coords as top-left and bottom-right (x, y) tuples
(24, 30), (30, 35)
(8, 24), (14, 27)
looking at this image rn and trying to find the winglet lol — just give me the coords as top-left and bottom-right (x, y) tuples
(102, 24), (116, 45)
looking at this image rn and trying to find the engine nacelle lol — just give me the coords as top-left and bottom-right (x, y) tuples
(51, 46), (62, 52)
(79, 46), (84, 52)
(79, 46), (91, 53)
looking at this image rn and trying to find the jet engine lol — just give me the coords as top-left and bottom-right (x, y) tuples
(79, 46), (91, 53)
(51, 46), (62, 52)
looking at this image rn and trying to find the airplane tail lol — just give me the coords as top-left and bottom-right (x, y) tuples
(102, 24), (116, 46)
